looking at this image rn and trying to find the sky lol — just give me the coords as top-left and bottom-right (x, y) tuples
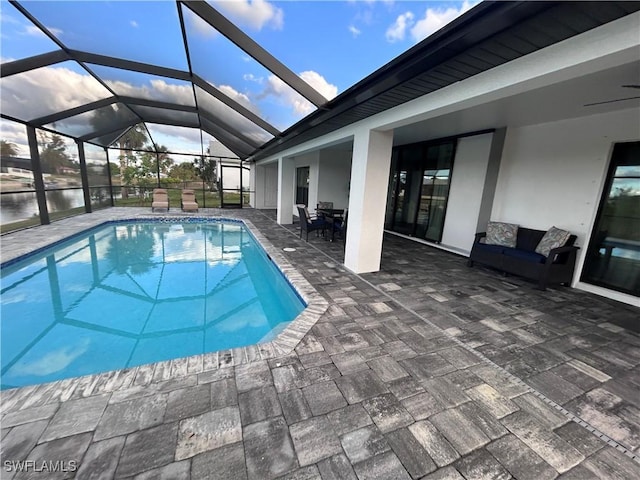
(0, 0), (479, 161)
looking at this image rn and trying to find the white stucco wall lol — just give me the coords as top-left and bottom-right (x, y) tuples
(491, 107), (640, 287)
(318, 150), (352, 209)
(292, 152), (320, 217)
(441, 133), (494, 254)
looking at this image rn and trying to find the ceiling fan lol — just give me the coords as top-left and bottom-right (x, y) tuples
(584, 84), (640, 107)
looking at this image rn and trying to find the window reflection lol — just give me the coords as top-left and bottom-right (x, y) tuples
(582, 142), (640, 296)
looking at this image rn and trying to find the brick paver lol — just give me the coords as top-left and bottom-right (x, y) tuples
(1, 207), (639, 478)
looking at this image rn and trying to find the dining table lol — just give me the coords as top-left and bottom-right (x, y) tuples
(317, 208), (345, 241)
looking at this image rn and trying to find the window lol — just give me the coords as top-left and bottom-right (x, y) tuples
(581, 142), (640, 296)
(385, 139), (456, 242)
(296, 167), (310, 206)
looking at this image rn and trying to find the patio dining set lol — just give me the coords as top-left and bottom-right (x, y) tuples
(297, 201), (348, 243)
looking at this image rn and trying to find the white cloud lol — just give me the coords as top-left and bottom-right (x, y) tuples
(211, 0), (284, 31)
(1, 64), (112, 121)
(25, 25), (63, 37)
(263, 71), (337, 117)
(385, 11), (414, 43)
(130, 20), (139, 28)
(243, 73), (264, 84)
(411, 0), (477, 42)
(348, 25), (361, 38)
(217, 84), (255, 112)
(11, 338), (90, 377)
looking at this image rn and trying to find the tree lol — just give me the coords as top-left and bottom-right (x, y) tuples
(193, 156), (218, 191)
(37, 132), (72, 174)
(1, 140), (18, 157)
(169, 162), (197, 187)
(116, 124), (148, 198)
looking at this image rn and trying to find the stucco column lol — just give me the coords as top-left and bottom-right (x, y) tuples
(344, 128), (393, 273)
(277, 156), (295, 224)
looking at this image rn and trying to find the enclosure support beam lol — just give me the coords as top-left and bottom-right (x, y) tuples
(76, 140), (93, 213)
(27, 125), (50, 226)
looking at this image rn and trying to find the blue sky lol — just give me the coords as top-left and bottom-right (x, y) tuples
(1, 0), (478, 158)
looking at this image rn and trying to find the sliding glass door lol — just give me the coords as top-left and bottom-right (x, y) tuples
(581, 142), (640, 296)
(385, 139), (456, 243)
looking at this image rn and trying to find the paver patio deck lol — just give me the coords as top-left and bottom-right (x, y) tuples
(1, 207), (639, 479)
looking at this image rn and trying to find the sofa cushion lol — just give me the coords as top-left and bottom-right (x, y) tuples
(502, 248), (547, 264)
(485, 221), (518, 248)
(535, 226), (571, 257)
(474, 242), (505, 255)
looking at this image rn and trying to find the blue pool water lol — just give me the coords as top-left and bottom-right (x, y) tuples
(0, 220), (305, 390)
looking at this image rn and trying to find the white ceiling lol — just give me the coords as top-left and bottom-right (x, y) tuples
(392, 61), (640, 146)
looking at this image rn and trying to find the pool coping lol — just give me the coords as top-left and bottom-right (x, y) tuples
(0, 209), (328, 405)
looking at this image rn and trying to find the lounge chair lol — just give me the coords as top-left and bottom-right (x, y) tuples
(181, 189), (198, 212)
(151, 188), (169, 212)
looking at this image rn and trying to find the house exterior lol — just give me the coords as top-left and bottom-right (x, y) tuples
(249, 2), (640, 306)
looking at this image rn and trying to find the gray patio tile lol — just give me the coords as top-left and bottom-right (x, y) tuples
(401, 391), (445, 421)
(244, 417), (297, 479)
(465, 383), (519, 419)
(368, 356), (409, 382)
(132, 460), (191, 480)
(299, 351), (332, 368)
(275, 465), (321, 480)
(421, 466), (466, 480)
(486, 434), (558, 480)
(385, 427), (437, 478)
(421, 377), (470, 409)
(581, 446), (640, 479)
(279, 389), (313, 425)
(290, 416), (341, 466)
(191, 442), (246, 480)
(502, 410), (584, 473)
(40, 394), (110, 443)
(13, 432), (92, 480)
(453, 448), (512, 480)
(301, 381), (347, 416)
(295, 335), (324, 355)
(335, 370), (389, 404)
(408, 420), (459, 467)
(341, 424), (389, 464)
(457, 401), (508, 440)
(163, 384), (210, 423)
(235, 361), (273, 393)
(116, 423), (178, 477)
(362, 393), (414, 433)
(553, 422), (605, 457)
(210, 377), (238, 409)
(175, 407), (242, 460)
(382, 340), (418, 361)
(75, 436), (125, 480)
(443, 368), (484, 390)
(337, 332), (371, 351)
(1, 403), (59, 428)
(550, 363), (601, 391)
(401, 354), (456, 381)
(430, 406), (491, 456)
(318, 336), (346, 355)
(470, 365), (529, 399)
(238, 385), (281, 425)
(316, 454), (358, 480)
(557, 464), (601, 480)
(437, 346), (482, 369)
(387, 376), (425, 400)
(326, 404), (373, 436)
(512, 393), (568, 429)
(602, 379), (640, 408)
(352, 451), (411, 480)
(272, 363), (308, 393)
(526, 370), (585, 404)
(1, 419), (49, 464)
(94, 394), (167, 441)
(331, 351), (368, 375)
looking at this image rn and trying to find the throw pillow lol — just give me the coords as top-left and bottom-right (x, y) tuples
(535, 226), (571, 257)
(485, 221), (518, 248)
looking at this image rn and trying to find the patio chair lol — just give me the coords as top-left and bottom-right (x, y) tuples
(296, 204), (327, 241)
(330, 208), (348, 242)
(151, 188), (169, 212)
(181, 189), (198, 212)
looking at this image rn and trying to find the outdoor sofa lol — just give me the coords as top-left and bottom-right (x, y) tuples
(467, 222), (579, 290)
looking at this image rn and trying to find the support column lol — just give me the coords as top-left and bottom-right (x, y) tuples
(344, 128), (393, 273)
(277, 156), (295, 224)
(27, 125), (50, 225)
(76, 140), (92, 213)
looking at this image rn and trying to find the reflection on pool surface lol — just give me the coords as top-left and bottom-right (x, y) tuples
(0, 220), (305, 389)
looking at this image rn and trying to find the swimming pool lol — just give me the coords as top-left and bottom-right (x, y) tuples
(0, 219), (305, 390)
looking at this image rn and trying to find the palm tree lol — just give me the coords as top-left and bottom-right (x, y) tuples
(117, 124), (148, 198)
